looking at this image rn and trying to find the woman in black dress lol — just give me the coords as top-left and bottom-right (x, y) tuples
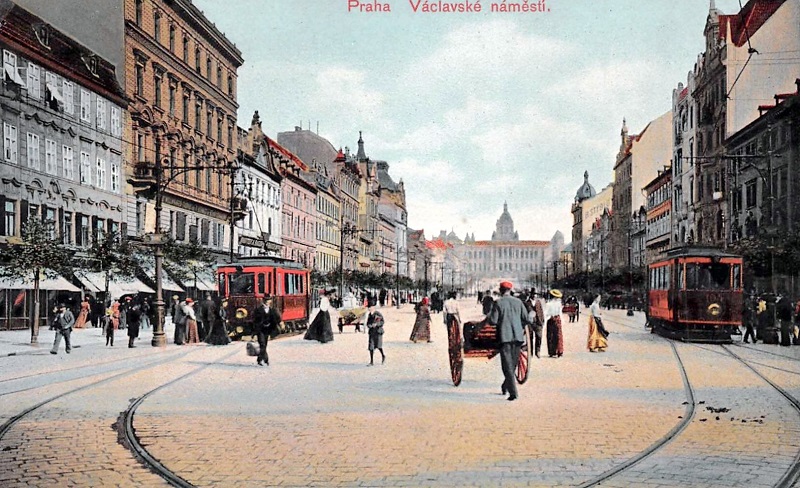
(305, 290), (334, 343)
(204, 298), (231, 346)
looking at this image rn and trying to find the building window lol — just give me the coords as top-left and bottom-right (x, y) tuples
(168, 84), (175, 116)
(182, 91), (190, 124)
(62, 145), (74, 180)
(111, 158), (119, 193)
(135, 64), (144, 98)
(62, 211), (72, 245)
(169, 148), (176, 178)
(153, 11), (161, 42)
(195, 47), (201, 73)
(26, 133), (40, 170)
(110, 106), (121, 136)
(217, 116), (223, 141)
(154, 73), (162, 108)
(3, 200), (15, 236)
(96, 97), (107, 130)
(206, 57), (212, 79)
(80, 151), (90, 184)
(78, 215), (89, 246)
(27, 62), (40, 99)
(195, 100), (202, 131)
(217, 66), (222, 88)
(182, 35), (189, 63)
(206, 166), (212, 192)
(4, 122), (17, 163)
(227, 122), (233, 148)
(80, 89), (91, 122)
(96, 157), (106, 189)
(169, 24), (176, 52)
(94, 218), (105, 241)
(746, 179), (757, 208)
(183, 153), (189, 184)
(227, 74), (233, 97)
(137, 133), (145, 162)
(206, 108), (212, 136)
(3, 49), (16, 80)
(45, 139), (57, 174)
(135, 0), (143, 25)
(195, 157), (202, 188)
(62, 80), (74, 115)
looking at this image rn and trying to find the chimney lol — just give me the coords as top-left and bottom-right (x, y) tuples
(295, 126), (301, 131)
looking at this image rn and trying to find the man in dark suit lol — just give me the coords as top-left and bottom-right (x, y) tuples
(252, 295), (281, 366)
(487, 281), (531, 401)
(481, 290), (494, 316)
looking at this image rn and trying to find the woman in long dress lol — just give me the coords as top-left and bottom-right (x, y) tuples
(74, 297), (90, 328)
(366, 305), (385, 365)
(305, 290), (334, 343)
(184, 299), (200, 344)
(205, 299), (231, 346)
(545, 290), (564, 357)
(587, 295), (608, 352)
(410, 297), (432, 343)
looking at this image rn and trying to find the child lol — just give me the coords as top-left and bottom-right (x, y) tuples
(103, 308), (115, 346)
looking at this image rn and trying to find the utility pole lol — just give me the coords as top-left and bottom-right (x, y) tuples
(228, 154), (239, 263)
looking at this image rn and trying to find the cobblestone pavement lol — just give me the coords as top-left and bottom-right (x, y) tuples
(2, 301), (800, 487)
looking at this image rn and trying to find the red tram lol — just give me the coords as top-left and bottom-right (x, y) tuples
(648, 247), (743, 343)
(216, 258), (310, 339)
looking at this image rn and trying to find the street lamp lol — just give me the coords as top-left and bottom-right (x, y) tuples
(130, 150), (243, 347)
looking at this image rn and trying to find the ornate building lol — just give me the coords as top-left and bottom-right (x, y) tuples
(571, 171), (597, 273)
(456, 204), (564, 293)
(124, 0), (243, 257)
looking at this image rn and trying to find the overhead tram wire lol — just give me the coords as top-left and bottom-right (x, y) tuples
(726, 0), (759, 100)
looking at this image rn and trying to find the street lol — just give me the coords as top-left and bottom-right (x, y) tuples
(2, 300), (800, 487)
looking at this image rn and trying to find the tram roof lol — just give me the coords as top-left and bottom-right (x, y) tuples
(662, 246), (742, 259)
(217, 257), (307, 271)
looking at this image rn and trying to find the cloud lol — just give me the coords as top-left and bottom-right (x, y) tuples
(313, 67), (385, 124)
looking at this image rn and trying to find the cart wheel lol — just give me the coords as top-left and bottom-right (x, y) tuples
(516, 324), (531, 384)
(447, 316), (463, 387)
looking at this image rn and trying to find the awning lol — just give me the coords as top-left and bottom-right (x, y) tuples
(46, 82), (64, 103)
(183, 270), (216, 292)
(0, 270), (80, 291)
(140, 262), (184, 292)
(75, 271), (155, 298)
(4, 65), (24, 86)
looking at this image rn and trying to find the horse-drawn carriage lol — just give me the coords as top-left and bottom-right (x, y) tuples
(445, 315), (531, 387)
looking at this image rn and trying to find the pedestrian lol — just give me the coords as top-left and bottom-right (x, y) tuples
(184, 298), (199, 344)
(477, 290), (484, 306)
(410, 297), (432, 343)
(103, 308), (114, 346)
(140, 298), (151, 330)
(545, 289), (564, 358)
(743, 293), (757, 344)
(587, 294), (608, 352)
(252, 295), (281, 366)
(481, 290), (494, 315)
(522, 293), (543, 359)
(173, 297), (187, 345)
(126, 300), (141, 348)
(111, 298), (120, 330)
(305, 289), (334, 343)
(74, 296), (90, 328)
(443, 291), (461, 328)
(486, 281), (530, 401)
(90, 295), (103, 328)
(204, 298), (231, 346)
(777, 293), (793, 347)
(119, 296), (131, 330)
(199, 293), (215, 340)
(50, 303), (75, 354)
(366, 303), (386, 366)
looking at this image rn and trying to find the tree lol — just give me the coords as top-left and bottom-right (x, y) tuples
(162, 236), (216, 298)
(0, 219), (72, 344)
(84, 231), (138, 306)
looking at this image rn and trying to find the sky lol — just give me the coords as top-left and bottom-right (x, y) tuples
(192, 0), (744, 242)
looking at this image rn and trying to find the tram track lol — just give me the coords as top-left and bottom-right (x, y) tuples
(722, 345), (800, 488)
(0, 348), (194, 442)
(120, 347), (242, 488)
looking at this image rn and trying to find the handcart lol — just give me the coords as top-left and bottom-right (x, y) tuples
(336, 307), (368, 333)
(446, 315), (531, 387)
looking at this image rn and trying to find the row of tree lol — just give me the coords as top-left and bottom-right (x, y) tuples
(311, 269), (425, 293)
(0, 219), (216, 344)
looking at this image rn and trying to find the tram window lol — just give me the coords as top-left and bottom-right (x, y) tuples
(284, 274), (293, 295)
(678, 265), (685, 290)
(732, 264), (742, 290)
(258, 274), (265, 294)
(229, 273), (255, 294)
(685, 263), (731, 290)
(664, 267), (670, 289)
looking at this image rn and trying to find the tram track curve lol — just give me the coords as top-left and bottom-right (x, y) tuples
(120, 347), (242, 488)
(722, 344), (800, 488)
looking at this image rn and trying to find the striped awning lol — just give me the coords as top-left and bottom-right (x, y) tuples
(0, 270), (80, 291)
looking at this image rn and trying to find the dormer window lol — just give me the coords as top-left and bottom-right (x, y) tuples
(33, 24), (50, 48)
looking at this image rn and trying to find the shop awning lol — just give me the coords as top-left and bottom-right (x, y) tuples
(184, 272), (216, 292)
(0, 270), (80, 291)
(140, 262), (184, 293)
(75, 271), (155, 298)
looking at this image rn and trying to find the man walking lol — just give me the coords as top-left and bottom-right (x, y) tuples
(524, 292), (545, 359)
(487, 281), (530, 401)
(253, 295), (281, 366)
(743, 293), (757, 344)
(50, 303), (75, 354)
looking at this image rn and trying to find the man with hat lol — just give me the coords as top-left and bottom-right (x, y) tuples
(487, 281), (531, 401)
(545, 289), (565, 357)
(253, 294), (282, 366)
(50, 303), (75, 354)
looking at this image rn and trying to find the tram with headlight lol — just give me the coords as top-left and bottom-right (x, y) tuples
(648, 247), (743, 343)
(216, 258), (310, 339)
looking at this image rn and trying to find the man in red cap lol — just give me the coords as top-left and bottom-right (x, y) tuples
(487, 281), (531, 401)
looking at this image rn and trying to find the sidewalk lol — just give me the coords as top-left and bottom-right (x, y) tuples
(0, 323), (160, 357)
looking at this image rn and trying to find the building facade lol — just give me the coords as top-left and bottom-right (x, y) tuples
(124, 0), (242, 257)
(571, 171), (597, 273)
(644, 167), (672, 264)
(672, 74), (697, 246)
(0, 3), (127, 247)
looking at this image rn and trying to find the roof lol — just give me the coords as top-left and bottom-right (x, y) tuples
(663, 246), (742, 259)
(467, 240), (550, 247)
(720, 0), (786, 48)
(276, 128), (338, 175)
(376, 161), (399, 191)
(266, 136), (308, 171)
(425, 239), (453, 250)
